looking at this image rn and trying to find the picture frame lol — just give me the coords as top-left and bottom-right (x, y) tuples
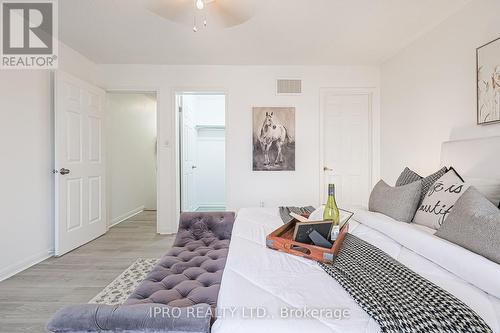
(477, 37), (500, 125)
(252, 107), (295, 171)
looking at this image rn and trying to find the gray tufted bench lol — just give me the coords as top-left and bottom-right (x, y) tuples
(47, 212), (235, 333)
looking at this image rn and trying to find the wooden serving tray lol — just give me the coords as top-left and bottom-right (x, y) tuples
(266, 220), (349, 264)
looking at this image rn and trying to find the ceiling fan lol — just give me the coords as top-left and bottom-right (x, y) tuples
(145, 0), (256, 31)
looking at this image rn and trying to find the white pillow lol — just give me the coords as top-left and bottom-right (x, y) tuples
(413, 169), (470, 230)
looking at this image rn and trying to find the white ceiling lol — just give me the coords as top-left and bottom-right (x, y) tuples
(59, 0), (470, 65)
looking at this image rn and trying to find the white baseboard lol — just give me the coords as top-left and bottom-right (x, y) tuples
(157, 229), (176, 235)
(195, 203), (225, 208)
(108, 206), (144, 228)
(0, 248), (53, 282)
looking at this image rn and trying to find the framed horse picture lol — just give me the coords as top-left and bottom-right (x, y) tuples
(477, 37), (500, 125)
(253, 107), (295, 171)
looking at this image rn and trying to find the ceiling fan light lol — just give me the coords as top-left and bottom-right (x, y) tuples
(195, 0), (204, 10)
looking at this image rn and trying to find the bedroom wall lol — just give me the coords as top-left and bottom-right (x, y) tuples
(96, 65), (381, 233)
(191, 94), (226, 209)
(106, 93), (157, 226)
(193, 94), (225, 126)
(381, 0), (500, 184)
(0, 43), (98, 281)
(196, 129), (226, 208)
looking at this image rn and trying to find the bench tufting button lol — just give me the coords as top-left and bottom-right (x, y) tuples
(124, 212), (234, 308)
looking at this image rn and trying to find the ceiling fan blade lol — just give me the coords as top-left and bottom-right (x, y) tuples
(145, 0), (193, 24)
(144, 0), (257, 28)
(209, 0), (255, 27)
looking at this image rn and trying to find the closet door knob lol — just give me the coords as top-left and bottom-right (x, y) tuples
(59, 168), (71, 175)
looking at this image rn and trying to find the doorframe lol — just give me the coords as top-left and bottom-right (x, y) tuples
(105, 88), (161, 233)
(318, 87), (380, 206)
(174, 90), (228, 221)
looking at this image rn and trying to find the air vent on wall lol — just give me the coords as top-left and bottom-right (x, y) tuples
(276, 79), (302, 95)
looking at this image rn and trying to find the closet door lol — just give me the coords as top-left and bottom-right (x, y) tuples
(320, 89), (372, 208)
(180, 96), (198, 212)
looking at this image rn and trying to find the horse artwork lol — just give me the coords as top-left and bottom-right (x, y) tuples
(253, 107), (295, 171)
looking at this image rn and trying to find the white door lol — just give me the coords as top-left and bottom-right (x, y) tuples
(320, 89), (372, 208)
(54, 71), (107, 256)
(180, 96), (198, 212)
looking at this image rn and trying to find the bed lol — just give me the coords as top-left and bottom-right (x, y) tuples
(212, 136), (500, 333)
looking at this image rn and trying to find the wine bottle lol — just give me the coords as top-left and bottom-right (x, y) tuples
(323, 184), (340, 241)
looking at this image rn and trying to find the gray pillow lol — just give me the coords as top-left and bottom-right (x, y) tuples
(436, 187), (500, 265)
(369, 180), (422, 223)
(396, 167), (447, 204)
(396, 167), (423, 186)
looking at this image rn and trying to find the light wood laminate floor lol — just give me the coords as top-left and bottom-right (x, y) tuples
(0, 211), (175, 333)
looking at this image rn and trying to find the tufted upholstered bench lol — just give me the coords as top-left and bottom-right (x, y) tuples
(47, 211), (235, 333)
(125, 211), (234, 309)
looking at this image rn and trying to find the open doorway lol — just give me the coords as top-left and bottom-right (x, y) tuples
(177, 93), (226, 212)
(106, 92), (158, 229)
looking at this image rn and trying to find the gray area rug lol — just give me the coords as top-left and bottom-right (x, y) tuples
(89, 258), (159, 305)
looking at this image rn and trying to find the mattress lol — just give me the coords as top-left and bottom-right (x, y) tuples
(212, 207), (500, 333)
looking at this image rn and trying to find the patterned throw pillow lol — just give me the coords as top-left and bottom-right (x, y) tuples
(413, 169), (469, 229)
(396, 167), (448, 204)
(395, 167), (422, 186)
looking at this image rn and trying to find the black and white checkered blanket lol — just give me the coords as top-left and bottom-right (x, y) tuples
(319, 234), (492, 333)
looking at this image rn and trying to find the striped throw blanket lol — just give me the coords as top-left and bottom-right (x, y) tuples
(279, 206), (315, 224)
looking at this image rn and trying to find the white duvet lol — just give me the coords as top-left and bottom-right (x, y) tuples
(212, 207), (500, 333)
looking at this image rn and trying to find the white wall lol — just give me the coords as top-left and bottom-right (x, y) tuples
(196, 128), (226, 207)
(193, 94), (225, 126)
(0, 71), (52, 281)
(96, 65), (380, 233)
(0, 42), (97, 281)
(106, 93), (157, 225)
(381, 0), (500, 184)
(188, 94), (226, 208)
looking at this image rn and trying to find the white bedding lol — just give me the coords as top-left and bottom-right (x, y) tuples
(212, 207), (500, 333)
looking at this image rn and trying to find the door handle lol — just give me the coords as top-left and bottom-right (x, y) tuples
(191, 165), (197, 169)
(59, 168), (71, 175)
(323, 166), (333, 172)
